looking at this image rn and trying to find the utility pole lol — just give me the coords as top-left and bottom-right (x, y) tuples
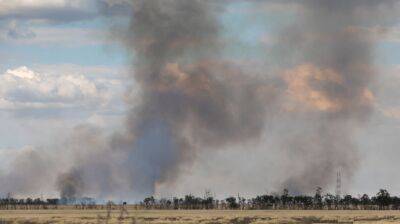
(336, 171), (341, 200)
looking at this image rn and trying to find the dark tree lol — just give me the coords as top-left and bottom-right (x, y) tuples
(342, 195), (353, 209)
(324, 194), (335, 210)
(281, 189), (290, 209)
(314, 187), (323, 209)
(143, 196), (155, 209)
(374, 189), (391, 210)
(225, 197), (238, 209)
(360, 194), (370, 209)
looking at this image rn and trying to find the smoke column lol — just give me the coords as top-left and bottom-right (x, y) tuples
(273, 0), (390, 193)
(56, 0), (275, 199)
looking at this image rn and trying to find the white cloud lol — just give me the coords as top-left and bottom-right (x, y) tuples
(0, 0), (124, 10)
(0, 0), (95, 19)
(0, 0), (70, 9)
(0, 0), (80, 7)
(0, 66), (121, 111)
(0, 1), (126, 45)
(0, 0), (130, 23)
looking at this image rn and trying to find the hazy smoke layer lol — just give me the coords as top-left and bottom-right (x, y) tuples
(274, 0), (387, 194)
(0, 0), (397, 199)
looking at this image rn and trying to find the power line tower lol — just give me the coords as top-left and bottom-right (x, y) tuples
(335, 171), (341, 200)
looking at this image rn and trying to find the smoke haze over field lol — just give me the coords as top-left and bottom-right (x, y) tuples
(0, 0), (399, 200)
(273, 0), (377, 194)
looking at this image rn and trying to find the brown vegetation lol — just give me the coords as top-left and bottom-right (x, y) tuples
(1, 209), (400, 224)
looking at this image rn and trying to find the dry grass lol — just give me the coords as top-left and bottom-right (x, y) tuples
(0, 209), (400, 223)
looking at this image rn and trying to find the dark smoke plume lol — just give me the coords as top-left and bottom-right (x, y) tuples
(57, 169), (84, 199)
(57, 0), (275, 199)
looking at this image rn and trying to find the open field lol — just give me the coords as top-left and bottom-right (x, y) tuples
(1, 210), (400, 224)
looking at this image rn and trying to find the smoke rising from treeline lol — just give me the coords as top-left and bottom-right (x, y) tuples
(273, 0), (376, 194)
(270, 0), (398, 194)
(0, 0), (398, 199)
(57, 0), (276, 199)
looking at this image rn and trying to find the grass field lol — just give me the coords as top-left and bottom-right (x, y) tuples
(1, 209), (400, 223)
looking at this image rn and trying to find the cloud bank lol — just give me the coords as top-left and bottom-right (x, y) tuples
(0, 66), (119, 113)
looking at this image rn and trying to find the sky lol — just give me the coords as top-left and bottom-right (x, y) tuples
(1, 0), (400, 200)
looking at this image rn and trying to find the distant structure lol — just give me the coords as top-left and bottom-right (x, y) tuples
(336, 171), (341, 199)
(204, 189), (213, 199)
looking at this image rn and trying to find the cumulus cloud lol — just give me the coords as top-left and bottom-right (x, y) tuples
(0, 0), (97, 23)
(0, 0), (131, 46)
(0, 0), (130, 23)
(0, 66), (120, 112)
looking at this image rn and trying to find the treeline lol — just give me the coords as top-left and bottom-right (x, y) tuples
(1, 188), (400, 210)
(0, 197), (96, 210)
(140, 188), (400, 210)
